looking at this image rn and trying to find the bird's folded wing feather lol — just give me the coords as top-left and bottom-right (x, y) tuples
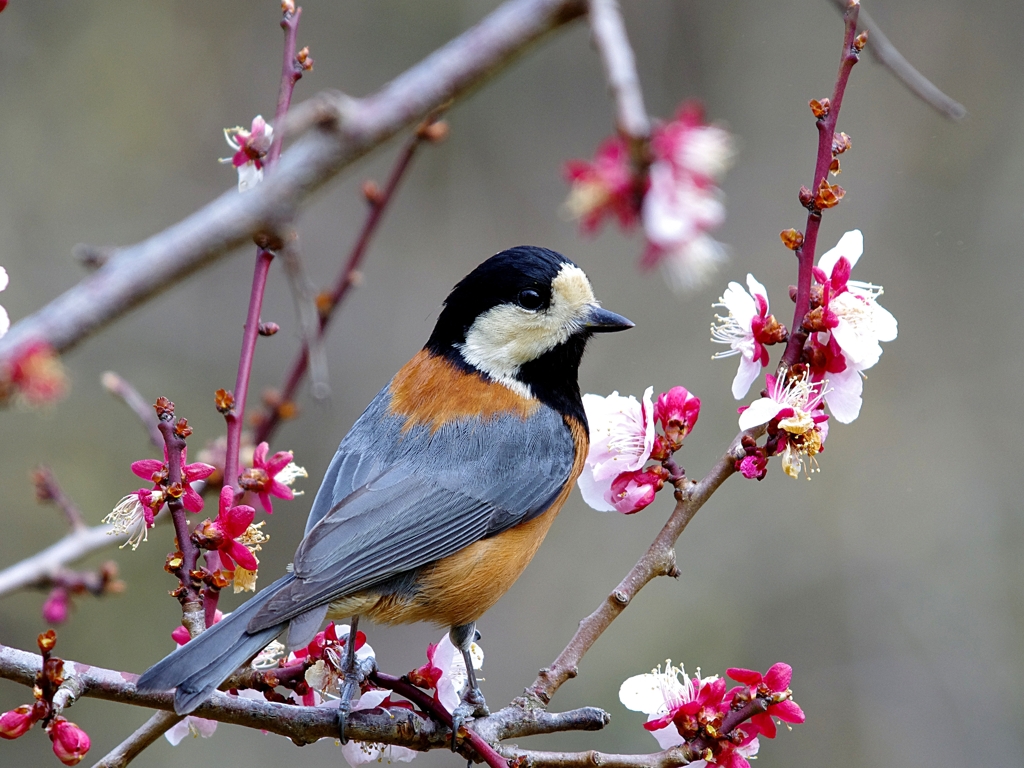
(248, 382), (574, 631)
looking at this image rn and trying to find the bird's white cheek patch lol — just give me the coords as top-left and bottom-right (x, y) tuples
(458, 263), (597, 396)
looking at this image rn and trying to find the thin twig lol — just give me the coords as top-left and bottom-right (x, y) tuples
(253, 115), (442, 443)
(222, 4), (308, 495)
(371, 670), (508, 768)
(280, 233), (331, 400)
(32, 466), (86, 531)
(500, 746), (691, 768)
(588, 0), (650, 173)
(91, 711), (183, 768)
(529, 433), (749, 704)
(782, 2), (861, 368)
(827, 0), (966, 120)
(0, 0), (588, 370)
(0, 524), (132, 597)
(101, 372), (163, 448)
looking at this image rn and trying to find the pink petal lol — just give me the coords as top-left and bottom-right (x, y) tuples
(224, 540), (257, 572)
(763, 662), (792, 691)
(131, 459), (165, 481)
(771, 699), (805, 724)
(726, 668), (762, 686)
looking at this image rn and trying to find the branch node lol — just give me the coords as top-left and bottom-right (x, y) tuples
(611, 590), (629, 606)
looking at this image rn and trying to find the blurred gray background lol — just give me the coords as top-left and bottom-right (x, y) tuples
(0, 1), (1018, 766)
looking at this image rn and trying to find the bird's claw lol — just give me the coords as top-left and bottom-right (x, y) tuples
(449, 686), (488, 751)
(336, 657), (376, 744)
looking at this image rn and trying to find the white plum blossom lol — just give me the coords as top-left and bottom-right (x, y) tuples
(711, 274), (776, 399)
(577, 387), (655, 511)
(221, 116), (273, 193)
(619, 661), (723, 752)
(165, 714), (218, 746)
(816, 229), (897, 369)
(739, 372), (829, 479)
(429, 633), (484, 714)
(340, 689), (419, 766)
(811, 230), (898, 423)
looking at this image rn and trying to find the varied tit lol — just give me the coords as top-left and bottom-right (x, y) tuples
(137, 245), (634, 733)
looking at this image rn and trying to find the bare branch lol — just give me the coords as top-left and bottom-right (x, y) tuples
(0, 523), (130, 598)
(529, 433), (751, 704)
(500, 746), (691, 768)
(588, 0), (650, 162)
(0, 0), (588, 370)
(91, 711), (183, 768)
(828, 0), (966, 120)
(32, 466), (86, 531)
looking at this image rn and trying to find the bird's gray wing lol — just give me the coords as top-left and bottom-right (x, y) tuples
(248, 383), (574, 631)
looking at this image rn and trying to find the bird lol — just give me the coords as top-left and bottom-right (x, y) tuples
(136, 245), (633, 728)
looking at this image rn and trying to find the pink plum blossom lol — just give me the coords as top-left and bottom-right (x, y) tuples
(131, 447), (214, 513)
(239, 442), (307, 514)
(712, 274), (787, 399)
(578, 388), (655, 511)
(654, 386), (701, 444)
(727, 663), (805, 739)
(193, 487), (261, 577)
(738, 373), (829, 479)
(641, 104), (735, 292)
(563, 136), (640, 233)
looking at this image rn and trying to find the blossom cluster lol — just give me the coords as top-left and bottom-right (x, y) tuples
(104, 435), (303, 594)
(713, 230), (897, 479)
(160, 622), (481, 767)
(578, 385), (700, 514)
(620, 660), (803, 768)
(0, 631), (91, 766)
(565, 103), (734, 292)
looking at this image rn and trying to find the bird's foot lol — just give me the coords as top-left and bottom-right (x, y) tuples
(336, 655), (376, 744)
(450, 686), (488, 752)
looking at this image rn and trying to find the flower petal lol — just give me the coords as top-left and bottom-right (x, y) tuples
(817, 229), (863, 276)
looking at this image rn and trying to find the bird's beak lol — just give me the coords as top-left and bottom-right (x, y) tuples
(584, 305), (634, 333)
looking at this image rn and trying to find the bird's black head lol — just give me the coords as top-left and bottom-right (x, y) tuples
(426, 246), (632, 421)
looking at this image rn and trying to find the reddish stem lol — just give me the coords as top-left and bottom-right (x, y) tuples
(221, 4), (307, 493)
(371, 670), (508, 768)
(781, 2), (860, 368)
(157, 419), (203, 618)
(253, 120), (436, 444)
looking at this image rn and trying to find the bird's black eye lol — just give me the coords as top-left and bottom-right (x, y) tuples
(517, 288), (544, 311)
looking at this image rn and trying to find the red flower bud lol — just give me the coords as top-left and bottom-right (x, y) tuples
(48, 717), (91, 766)
(0, 705), (38, 739)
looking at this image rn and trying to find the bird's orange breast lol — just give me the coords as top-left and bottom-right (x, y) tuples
(386, 349), (539, 432)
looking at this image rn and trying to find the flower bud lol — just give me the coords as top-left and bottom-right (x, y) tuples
(48, 717), (91, 766)
(654, 387), (701, 446)
(779, 229), (804, 251)
(0, 705), (38, 739)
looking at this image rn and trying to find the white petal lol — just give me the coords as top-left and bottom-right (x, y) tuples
(824, 365), (864, 424)
(577, 466), (616, 512)
(872, 302), (898, 342)
(351, 688), (390, 711)
(619, 672), (680, 715)
(164, 719), (191, 746)
(745, 273), (768, 306)
(731, 355), (763, 400)
(0, 266), (8, 292)
(0, 306), (9, 338)
(649, 721), (686, 750)
(721, 281), (756, 326)
(342, 740), (381, 765)
(817, 229), (863, 276)
(433, 635), (465, 714)
(237, 162), (263, 193)
(738, 396), (783, 430)
(831, 318), (881, 369)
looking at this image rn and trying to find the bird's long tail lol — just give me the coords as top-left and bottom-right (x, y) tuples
(136, 574), (292, 714)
